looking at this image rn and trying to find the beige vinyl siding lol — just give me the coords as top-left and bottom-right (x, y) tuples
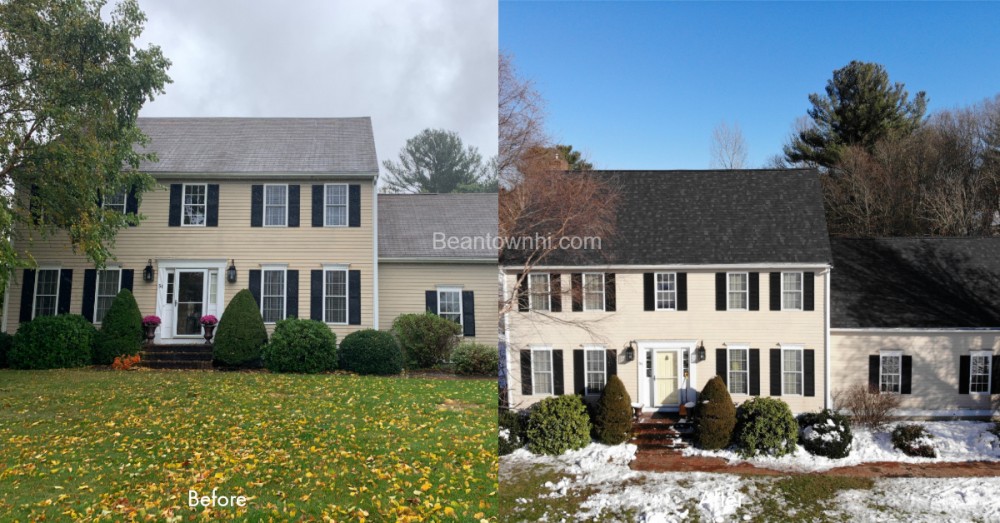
(831, 331), (1000, 414)
(5, 178), (376, 340)
(505, 269), (828, 413)
(378, 262), (497, 345)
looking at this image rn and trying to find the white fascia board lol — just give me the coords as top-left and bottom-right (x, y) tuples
(150, 172), (378, 181)
(380, 257), (497, 264)
(832, 327), (1000, 334)
(500, 263), (833, 271)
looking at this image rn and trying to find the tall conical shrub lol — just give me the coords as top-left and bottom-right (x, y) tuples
(692, 375), (737, 450)
(593, 375), (634, 444)
(94, 289), (143, 365)
(213, 289), (268, 367)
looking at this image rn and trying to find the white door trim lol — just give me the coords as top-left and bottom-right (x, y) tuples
(155, 260), (227, 344)
(637, 340), (698, 412)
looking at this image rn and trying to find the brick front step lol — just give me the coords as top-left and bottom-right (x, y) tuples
(140, 351), (213, 362)
(140, 360), (213, 370)
(139, 344), (214, 369)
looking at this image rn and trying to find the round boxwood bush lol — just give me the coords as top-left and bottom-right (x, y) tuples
(526, 395), (592, 455)
(213, 289), (268, 367)
(798, 409), (853, 459)
(891, 423), (937, 458)
(391, 312), (460, 368)
(339, 329), (403, 375)
(692, 376), (736, 450)
(262, 318), (338, 373)
(593, 375), (634, 445)
(733, 397), (799, 458)
(452, 342), (499, 376)
(500, 409), (527, 456)
(0, 332), (13, 368)
(93, 289), (143, 365)
(9, 315), (95, 369)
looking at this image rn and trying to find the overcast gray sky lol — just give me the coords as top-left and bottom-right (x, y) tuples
(135, 0), (498, 174)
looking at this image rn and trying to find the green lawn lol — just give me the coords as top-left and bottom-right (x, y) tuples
(0, 369), (497, 521)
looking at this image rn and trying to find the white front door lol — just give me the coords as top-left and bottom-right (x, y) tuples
(174, 269), (207, 337)
(652, 349), (681, 406)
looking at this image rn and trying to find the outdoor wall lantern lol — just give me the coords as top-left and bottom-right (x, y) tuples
(227, 259), (237, 283)
(695, 342), (706, 363)
(143, 259), (154, 282)
(624, 340), (636, 362)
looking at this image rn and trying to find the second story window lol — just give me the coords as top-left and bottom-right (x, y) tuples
(325, 184), (348, 227)
(103, 190), (127, 214)
(655, 272), (676, 310)
(183, 184), (207, 226)
(782, 272), (803, 310)
(583, 273), (605, 311)
(728, 272), (748, 310)
(528, 273), (550, 311)
(264, 185), (288, 227)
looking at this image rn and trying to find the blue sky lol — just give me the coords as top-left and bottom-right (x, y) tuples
(500, 2), (1000, 169)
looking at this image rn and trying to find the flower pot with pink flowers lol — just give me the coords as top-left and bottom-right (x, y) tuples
(200, 315), (219, 343)
(142, 315), (161, 343)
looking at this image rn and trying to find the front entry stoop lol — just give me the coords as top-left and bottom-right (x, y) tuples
(631, 413), (694, 461)
(139, 344), (213, 370)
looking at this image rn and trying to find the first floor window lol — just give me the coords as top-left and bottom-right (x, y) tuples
(583, 273), (605, 311)
(324, 269), (347, 324)
(33, 268), (60, 318)
(532, 348), (553, 395)
(880, 353), (902, 394)
(264, 184), (288, 226)
(782, 348), (803, 395)
(728, 347), (749, 395)
(782, 272), (803, 310)
(261, 269), (286, 323)
(183, 184), (206, 226)
(971, 353), (992, 394)
(528, 273), (550, 311)
(94, 269), (122, 323)
(655, 272), (676, 310)
(437, 288), (462, 327)
(728, 272), (748, 310)
(585, 346), (606, 394)
(325, 184), (348, 226)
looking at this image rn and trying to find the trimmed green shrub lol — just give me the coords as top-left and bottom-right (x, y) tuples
(391, 312), (460, 369)
(93, 289), (143, 365)
(891, 424), (937, 458)
(9, 315), (95, 369)
(526, 395), (592, 455)
(213, 289), (268, 367)
(0, 332), (12, 368)
(500, 409), (527, 456)
(453, 342), (499, 376)
(592, 375), (633, 445)
(692, 376), (736, 450)
(339, 329), (403, 375)
(262, 318), (337, 373)
(733, 397), (798, 458)
(798, 409), (853, 459)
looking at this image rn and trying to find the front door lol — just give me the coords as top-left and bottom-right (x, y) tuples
(174, 270), (206, 337)
(652, 350), (680, 406)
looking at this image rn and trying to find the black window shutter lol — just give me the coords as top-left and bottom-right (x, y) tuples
(168, 184), (182, 227)
(868, 355), (880, 392)
(250, 185), (263, 227)
(991, 356), (1000, 395)
(517, 274), (528, 312)
(604, 273), (616, 312)
(643, 273), (654, 311)
(310, 270), (323, 321)
(716, 348), (727, 385)
(804, 272), (815, 311)
(57, 269), (72, 314)
(571, 273), (583, 312)
(19, 269), (35, 322)
(553, 350), (564, 395)
(749, 349), (760, 396)
(521, 351), (533, 395)
(348, 270), (361, 325)
(461, 291), (475, 337)
(249, 270), (262, 307)
(749, 272), (760, 311)
(81, 269), (96, 322)
(902, 355), (913, 395)
(121, 269), (134, 291)
(677, 273), (688, 311)
(606, 349), (617, 377)
(770, 349), (782, 396)
(425, 290), (437, 314)
(573, 350), (585, 395)
(550, 274), (562, 312)
(312, 185), (323, 227)
(804, 349), (815, 397)
(959, 355), (971, 395)
(715, 272), (726, 311)
(348, 184), (361, 227)
(769, 272), (781, 311)
(288, 185), (300, 227)
(126, 187), (139, 226)
(206, 184), (220, 227)
(286, 270), (298, 319)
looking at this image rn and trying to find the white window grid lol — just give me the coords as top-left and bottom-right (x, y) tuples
(584, 345), (607, 395)
(782, 347), (804, 396)
(264, 184), (288, 227)
(880, 352), (902, 394)
(94, 268), (122, 324)
(970, 353), (992, 394)
(728, 272), (748, 310)
(182, 184), (207, 226)
(728, 346), (749, 395)
(531, 347), (554, 395)
(782, 272), (803, 311)
(655, 272), (677, 310)
(261, 268), (286, 323)
(323, 269), (348, 324)
(437, 287), (463, 328)
(582, 273), (605, 311)
(103, 190), (127, 214)
(33, 268), (60, 318)
(528, 273), (551, 312)
(325, 184), (348, 227)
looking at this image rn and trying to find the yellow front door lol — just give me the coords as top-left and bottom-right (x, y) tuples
(654, 351), (680, 406)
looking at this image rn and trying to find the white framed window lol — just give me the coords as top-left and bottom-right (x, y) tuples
(324, 184), (348, 227)
(264, 184), (288, 227)
(531, 347), (554, 395)
(94, 268), (122, 323)
(102, 190), (127, 214)
(528, 273), (550, 312)
(261, 267), (286, 323)
(782, 346), (804, 395)
(728, 345), (749, 395)
(182, 184), (207, 226)
(32, 268), (60, 318)
(583, 273), (605, 311)
(584, 345), (607, 395)
(208, 271), (219, 305)
(655, 272), (677, 310)
(970, 351), (992, 394)
(728, 272), (748, 310)
(437, 287), (463, 328)
(323, 268), (348, 324)
(782, 272), (803, 311)
(879, 351), (902, 394)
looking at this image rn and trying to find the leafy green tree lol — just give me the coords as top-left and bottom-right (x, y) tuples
(0, 0), (170, 284)
(784, 61), (926, 168)
(381, 129), (493, 193)
(555, 144), (593, 171)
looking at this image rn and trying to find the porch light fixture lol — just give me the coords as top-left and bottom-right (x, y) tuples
(227, 260), (237, 283)
(624, 341), (636, 362)
(695, 342), (706, 363)
(143, 259), (154, 283)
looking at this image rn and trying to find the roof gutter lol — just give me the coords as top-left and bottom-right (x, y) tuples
(146, 171), (379, 181)
(379, 257), (497, 264)
(501, 263), (834, 271)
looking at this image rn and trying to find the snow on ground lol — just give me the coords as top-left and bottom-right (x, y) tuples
(836, 477), (1000, 523)
(683, 421), (1000, 472)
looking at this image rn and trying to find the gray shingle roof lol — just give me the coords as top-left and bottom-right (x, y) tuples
(378, 193), (498, 259)
(831, 238), (1000, 329)
(136, 117), (378, 174)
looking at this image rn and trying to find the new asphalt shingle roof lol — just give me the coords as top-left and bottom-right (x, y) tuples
(831, 238), (1000, 329)
(503, 169), (832, 266)
(378, 193), (498, 259)
(136, 117), (378, 174)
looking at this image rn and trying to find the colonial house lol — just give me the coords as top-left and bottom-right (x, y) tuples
(1, 117), (497, 355)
